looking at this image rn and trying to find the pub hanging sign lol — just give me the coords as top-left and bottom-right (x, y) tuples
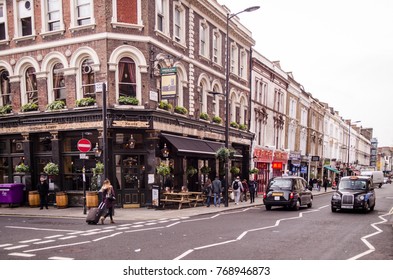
(160, 67), (177, 98)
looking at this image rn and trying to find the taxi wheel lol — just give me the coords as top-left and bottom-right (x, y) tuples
(265, 205), (271, 210)
(331, 206), (337, 212)
(363, 202), (369, 213)
(307, 198), (313, 208)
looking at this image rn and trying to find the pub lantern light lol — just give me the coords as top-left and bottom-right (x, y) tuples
(161, 143), (170, 158)
(93, 143), (102, 158)
(127, 135), (136, 149)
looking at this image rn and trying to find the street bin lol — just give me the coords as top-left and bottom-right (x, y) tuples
(0, 183), (25, 207)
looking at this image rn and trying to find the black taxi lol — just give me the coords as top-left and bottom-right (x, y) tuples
(331, 176), (376, 213)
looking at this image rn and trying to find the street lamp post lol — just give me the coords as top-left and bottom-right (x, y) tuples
(223, 5), (260, 207)
(347, 120), (361, 175)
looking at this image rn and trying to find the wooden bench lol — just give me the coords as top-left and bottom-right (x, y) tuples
(160, 193), (191, 210)
(187, 192), (205, 207)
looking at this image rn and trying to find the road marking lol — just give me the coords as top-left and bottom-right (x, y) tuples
(33, 240), (56, 245)
(8, 252), (35, 258)
(173, 205), (328, 260)
(48, 256), (74, 260)
(19, 239), (41, 243)
(6, 226), (78, 233)
(59, 236), (77, 240)
(0, 243), (13, 248)
(4, 245), (29, 250)
(23, 241), (91, 253)
(92, 232), (123, 242)
(348, 212), (391, 260)
(45, 235), (64, 239)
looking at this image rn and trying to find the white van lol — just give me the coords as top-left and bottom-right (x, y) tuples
(360, 170), (384, 188)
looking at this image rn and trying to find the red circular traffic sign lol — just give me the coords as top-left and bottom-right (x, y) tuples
(77, 138), (92, 153)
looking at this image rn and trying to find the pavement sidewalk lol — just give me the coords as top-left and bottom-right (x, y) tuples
(0, 190), (333, 222)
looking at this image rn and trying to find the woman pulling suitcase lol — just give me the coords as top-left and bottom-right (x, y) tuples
(100, 179), (116, 224)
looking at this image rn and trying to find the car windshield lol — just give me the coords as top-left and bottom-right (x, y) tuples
(339, 180), (367, 190)
(269, 179), (292, 190)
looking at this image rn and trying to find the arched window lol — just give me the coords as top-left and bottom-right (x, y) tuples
(0, 70), (10, 106)
(52, 63), (66, 103)
(81, 58), (95, 99)
(118, 57), (136, 98)
(25, 67), (38, 105)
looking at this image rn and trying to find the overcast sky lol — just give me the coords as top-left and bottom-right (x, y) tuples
(219, 0), (393, 147)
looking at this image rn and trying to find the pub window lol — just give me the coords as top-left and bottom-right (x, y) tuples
(76, 0), (91, 26)
(0, 3), (6, 40)
(25, 67), (38, 105)
(118, 57), (137, 98)
(52, 63), (66, 103)
(47, 0), (61, 31)
(156, 0), (164, 32)
(0, 70), (10, 106)
(81, 59), (95, 99)
(18, 0), (33, 36)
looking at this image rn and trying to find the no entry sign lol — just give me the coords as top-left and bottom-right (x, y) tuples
(77, 138), (92, 153)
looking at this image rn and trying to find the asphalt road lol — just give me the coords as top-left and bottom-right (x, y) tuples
(0, 186), (392, 260)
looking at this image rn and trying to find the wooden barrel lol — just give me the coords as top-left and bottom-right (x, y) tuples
(28, 191), (40, 207)
(56, 192), (68, 208)
(86, 191), (99, 208)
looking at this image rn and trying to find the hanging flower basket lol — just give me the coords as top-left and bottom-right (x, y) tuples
(230, 166), (240, 175)
(249, 168), (259, 174)
(15, 163), (30, 173)
(186, 166), (197, 177)
(43, 162), (59, 176)
(200, 166), (211, 174)
(156, 162), (171, 176)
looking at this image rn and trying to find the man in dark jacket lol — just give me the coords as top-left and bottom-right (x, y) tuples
(37, 175), (49, 209)
(212, 176), (222, 207)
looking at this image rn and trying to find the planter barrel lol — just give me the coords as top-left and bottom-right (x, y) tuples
(86, 191), (99, 208)
(28, 191), (40, 207)
(56, 192), (68, 208)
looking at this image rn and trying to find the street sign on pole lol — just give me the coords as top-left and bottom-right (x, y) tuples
(77, 138), (92, 153)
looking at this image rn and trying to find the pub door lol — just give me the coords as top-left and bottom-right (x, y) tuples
(115, 154), (146, 207)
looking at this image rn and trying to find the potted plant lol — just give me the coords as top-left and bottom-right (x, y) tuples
(186, 166), (197, 177)
(212, 115), (222, 124)
(174, 106), (188, 115)
(75, 97), (96, 107)
(118, 96), (139, 105)
(46, 100), (66, 111)
(0, 104), (12, 115)
(199, 112), (209, 121)
(21, 102), (38, 112)
(158, 101), (173, 111)
(230, 166), (240, 175)
(200, 165), (211, 175)
(15, 163), (30, 173)
(239, 124), (248, 130)
(230, 121), (239, 128)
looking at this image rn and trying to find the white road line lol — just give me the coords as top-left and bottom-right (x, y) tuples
(45, 235), (64, 239)
(0, 243), (13, 248)
(6, 226), (77, 233)
(4, 245), (29, 250)
(19, 239), (41, 243)
(23, 241), (91, 253)
(348, 213), (391, 260)
(124, 226), (164, 233)
(33, 240), (56, 245)
(8, 253), (35, 258)
(173, 205), (327, 260)
(59, 236), (77, 240)
(48, 256), (74, 260)
(92, 232), (123, 242)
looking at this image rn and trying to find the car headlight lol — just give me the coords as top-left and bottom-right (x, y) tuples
(357, 195), (365, 201)
(332, 193), (341, 200)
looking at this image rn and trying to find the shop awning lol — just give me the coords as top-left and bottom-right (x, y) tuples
(323, 165), (340, 173)
(162, 133), (224, 156)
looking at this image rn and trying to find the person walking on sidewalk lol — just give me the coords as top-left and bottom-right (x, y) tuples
(231, 176), (243, 205)
(212, 176), (222, 207)
(248, 178), (256, 204)
(100, 179), (115, 224)
(203, 179), (213, 207)
(241, 179), (249, 202)
(37, 175), (49, 210)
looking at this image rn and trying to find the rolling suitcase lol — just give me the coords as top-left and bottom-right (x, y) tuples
(86, 202), (106, 224)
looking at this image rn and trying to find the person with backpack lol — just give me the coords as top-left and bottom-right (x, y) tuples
(248, 179), (257, 204)
(231, 176), (243, 205)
